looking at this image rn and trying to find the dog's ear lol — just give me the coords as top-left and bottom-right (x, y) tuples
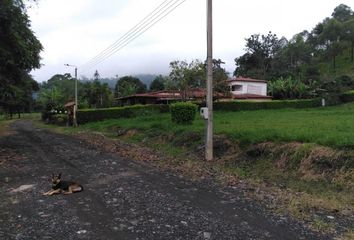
(58, 173), (62, 179)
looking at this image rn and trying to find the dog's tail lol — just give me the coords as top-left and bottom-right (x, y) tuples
(79, 185), (84, 192)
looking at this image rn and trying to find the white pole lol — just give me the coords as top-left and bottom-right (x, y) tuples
(74, 67), (78, 127)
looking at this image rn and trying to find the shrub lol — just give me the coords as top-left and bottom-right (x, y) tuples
(339, 90), (354, 103)
(268, 77), (312, 99)
(320, 75), (354, 94)
(41, 107), (67, 123)
(170, 102), (197, 125)
(77, 104), (166, 124)
(214, 99), (322, 111)
(52, 114), (68, 126)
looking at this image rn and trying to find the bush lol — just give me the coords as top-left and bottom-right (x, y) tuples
(339, 90), (354, 103)
(214, 99), (322, 111)
(268, 77), (312, 99)
(170, 102), (197, 124)
(77, 104), (166, 124)
(41, 107), (67, 123)
(320, 75), (354, 94)
(52, 114), (68, 126)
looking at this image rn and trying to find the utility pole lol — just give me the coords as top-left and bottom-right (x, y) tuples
(74, 67), (78, 127)
(64, 64), (78, 127)
(206, 0), (213, 161)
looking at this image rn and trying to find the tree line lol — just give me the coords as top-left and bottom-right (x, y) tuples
(235, 4), (354, 99)
(1, 1), (353, 117)
(37, 59), (230, 110)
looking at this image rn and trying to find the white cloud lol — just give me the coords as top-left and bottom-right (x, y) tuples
(28, 0), (354, 81)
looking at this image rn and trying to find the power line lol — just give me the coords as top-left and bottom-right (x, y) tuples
(80, 0), (175, 70)
(81, 0), (185, 72)
(80, 0), (186, 73)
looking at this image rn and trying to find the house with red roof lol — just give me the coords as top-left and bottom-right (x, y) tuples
(227, 77), (272, 100)
(116, 89), (226, 106)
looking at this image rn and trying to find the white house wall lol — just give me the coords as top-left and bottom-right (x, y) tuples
(229, 81), (267, 96)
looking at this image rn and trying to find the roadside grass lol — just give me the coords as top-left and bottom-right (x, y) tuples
(341, 230), (354, 240)
(0, 120), (14, 136)
(0, 112), (41, 121)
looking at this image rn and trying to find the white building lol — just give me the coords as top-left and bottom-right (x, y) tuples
(228, 77), (271, 100)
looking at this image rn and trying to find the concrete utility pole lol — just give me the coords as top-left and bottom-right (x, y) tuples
(64, 64), (78, 127)
(206, 0), (213, 161)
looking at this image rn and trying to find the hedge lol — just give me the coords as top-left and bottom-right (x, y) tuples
(213, 99), (322, 111)
(77, 104), (169, 124)
(339, 91), (354, 103)
(170, 102), (197, 124)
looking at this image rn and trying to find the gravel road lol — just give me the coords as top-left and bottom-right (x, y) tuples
(0, 120), (331, 239)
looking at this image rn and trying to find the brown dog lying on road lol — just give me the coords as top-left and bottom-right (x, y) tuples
(43, 173), (83, 196)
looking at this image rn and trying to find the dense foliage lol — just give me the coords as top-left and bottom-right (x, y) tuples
(77, 104), (168, 124)
(0, 0), (42, 117)
(149, 75), (166, 91)
(268, 77), (313, 99)
(170, 102), (197, 124)
(234, 4), (354, 99)
(114, 76), (147, 98)
(168, 59), (229, 98)
(339, 90), (354, 103)
(38, 71), (113, 110)
(214, 99), (322, 111)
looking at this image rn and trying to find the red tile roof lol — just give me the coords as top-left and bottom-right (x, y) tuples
(117, 89), (226, 100)
(64, 101), (75, 107)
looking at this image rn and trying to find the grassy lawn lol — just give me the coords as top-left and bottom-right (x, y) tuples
(81, 102), (354, 149)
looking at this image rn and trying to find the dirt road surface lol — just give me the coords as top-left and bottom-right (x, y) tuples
(0, 120), (331, 239)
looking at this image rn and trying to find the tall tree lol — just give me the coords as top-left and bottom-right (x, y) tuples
(344, 19), (354, 62)
(93, 70), (100, 81)
(203, 59), (229, 93)
(332, 4), (353, 22)
(319, 18), (346, 69)
(0, 0), (42, 116)
(38, 74), (75, 107)
(115, 76), (147, 97)
(234, 32), (286, 79)
(87, 71), (113, 108)
(150, 75), (166, 91)
(169, 60), (204, 100)
(272, 32), (313, 80)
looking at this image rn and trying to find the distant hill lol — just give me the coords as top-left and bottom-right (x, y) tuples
(81, 74), (159, 90)
(133, 74), (158, 90)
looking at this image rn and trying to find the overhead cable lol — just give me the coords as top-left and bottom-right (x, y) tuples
(80, 0), (186, 73)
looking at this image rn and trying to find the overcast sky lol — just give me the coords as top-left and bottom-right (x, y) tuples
(28, 0), (353, 82)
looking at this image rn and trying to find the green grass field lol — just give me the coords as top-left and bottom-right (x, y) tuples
(82, 102), (354, 149)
